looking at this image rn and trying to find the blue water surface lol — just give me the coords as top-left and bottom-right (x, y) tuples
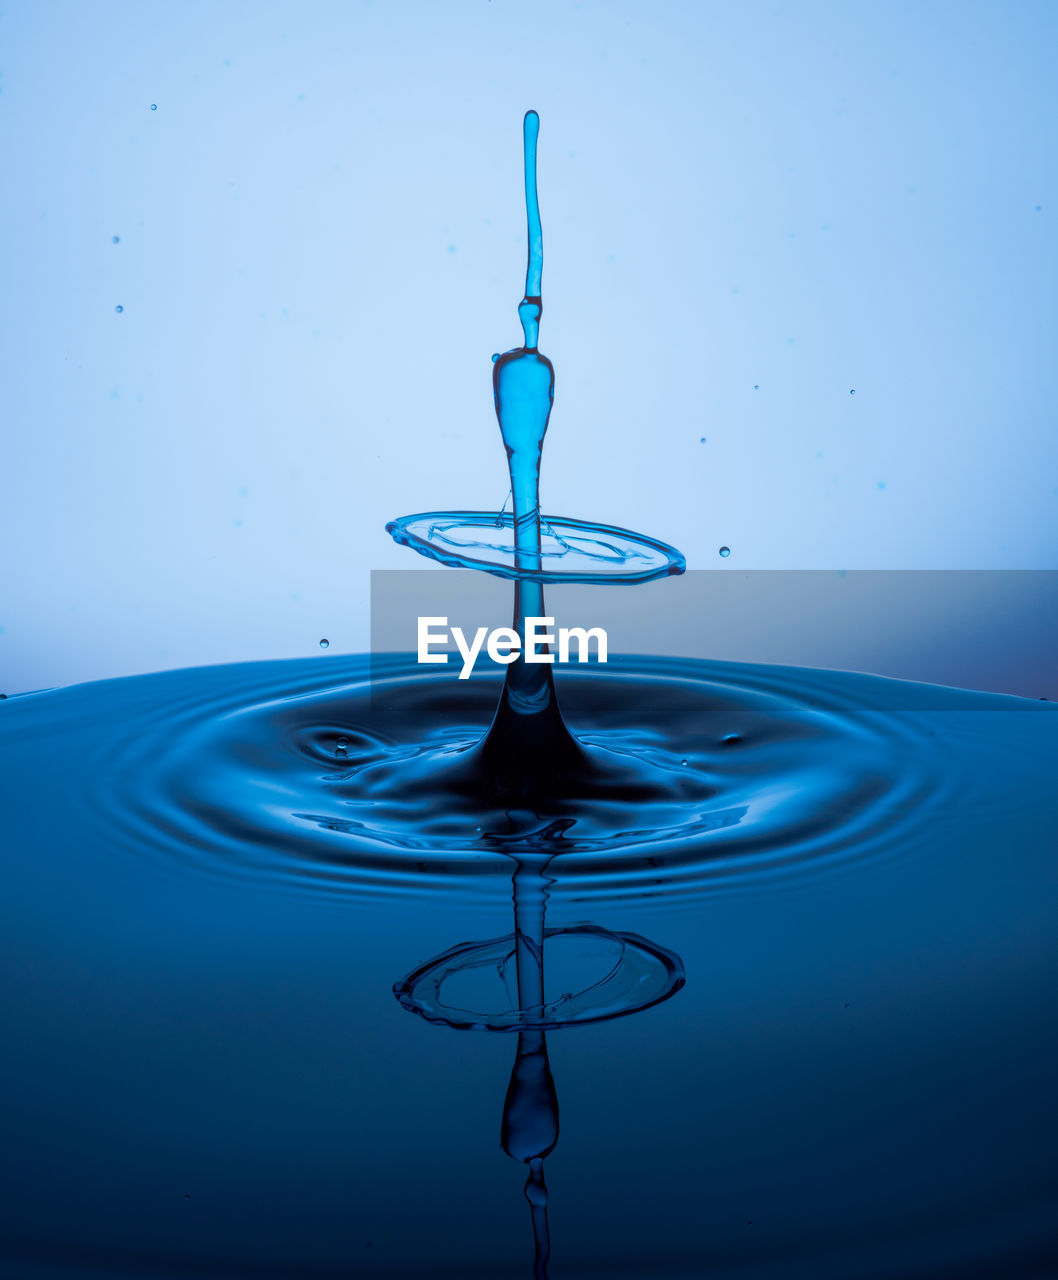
(1, 654), (1056, 1278)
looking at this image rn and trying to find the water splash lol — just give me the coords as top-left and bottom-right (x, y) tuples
(387, 110), (685, 797)
(2, 104), (1056, 1280)
(386, 111), (683, 596)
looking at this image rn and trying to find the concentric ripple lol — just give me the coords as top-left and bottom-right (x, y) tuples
(50, 651), (988, 903)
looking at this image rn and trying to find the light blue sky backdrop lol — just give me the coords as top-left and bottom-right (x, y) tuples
(2, 0), (1056, 688)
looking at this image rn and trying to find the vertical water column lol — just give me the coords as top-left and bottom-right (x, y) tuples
(500, 855), (558, 1279)
(482, 111), (583, 779)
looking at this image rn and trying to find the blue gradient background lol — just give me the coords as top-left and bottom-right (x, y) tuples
(2, 0), (1056, 690)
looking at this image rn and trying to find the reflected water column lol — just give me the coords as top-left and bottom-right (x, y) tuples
(501, 854), (559, 1278)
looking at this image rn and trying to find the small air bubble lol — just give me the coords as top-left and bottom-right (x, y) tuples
(319, 638), (330, 649)
(114, 305), (124, 313)
(150, 103), (157, 111)
(719, 546), (731, 558)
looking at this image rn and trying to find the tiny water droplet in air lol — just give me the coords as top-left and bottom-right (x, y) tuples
(491, 353), (500, 363)
(850, 388), (856, 396)
(719, 546), (731, 558)
(335, 737), (349, 759)
(150, 103), (157, 110)
(680, 758), (688, 766)
(1035, 205), (1042, 212)
(319, 638), (329, 649)
(753, 384), (759, 390)
(114, 305), (124, 313)
(112, 235), (120, 244)
(699, 436), (706, 444)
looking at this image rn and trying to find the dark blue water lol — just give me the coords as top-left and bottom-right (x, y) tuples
(1, 657), (1057, 1278)
(3, 111), (1057, 1279)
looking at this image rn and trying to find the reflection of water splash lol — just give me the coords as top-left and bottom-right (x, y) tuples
(395, 845), (684, 1280)
(395, 921), (685, 1031)
(501, 856), (560, 1280)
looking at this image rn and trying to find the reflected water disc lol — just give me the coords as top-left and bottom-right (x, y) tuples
(385, 510), (686, 583)
(394, 924), (685, 1031)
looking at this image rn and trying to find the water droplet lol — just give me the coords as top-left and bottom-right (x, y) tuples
(699, 436), (706, 444)
(114, 305), (124, 313)
(319, 638), (330, 649)
(850, 388), (856, 396)
(112, 235), (120, 244)
(1035, 205), (1042, 212)
(150, 103), (157, 111)
(491, 353), (500, 363)
(753, 384), (759, 390)
(680, 758), (688, 767)
(335, 736), (349, 759)
(719, 546), (731, 558)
